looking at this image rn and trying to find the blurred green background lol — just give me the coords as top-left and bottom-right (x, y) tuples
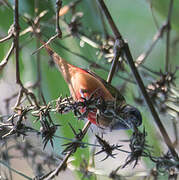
(0, 0), (178, 179)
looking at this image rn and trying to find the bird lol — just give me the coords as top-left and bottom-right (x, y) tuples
(36, 37), (142, 130)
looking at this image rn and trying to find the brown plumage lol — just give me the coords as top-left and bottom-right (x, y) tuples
(37, 38), (142, 129)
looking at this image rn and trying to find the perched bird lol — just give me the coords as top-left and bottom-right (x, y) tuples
(38, 38), (142, 130)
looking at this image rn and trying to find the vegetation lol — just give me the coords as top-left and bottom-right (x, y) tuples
(0, 0), (178, 179)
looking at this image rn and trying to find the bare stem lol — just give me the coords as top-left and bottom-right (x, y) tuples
(56, 0), (62, 37)
(0, 33), (13, 43)
(14, 0), (21, 85)
(0, 42), (14, 71)
(97, 0), (124, 84)
(32, 34), (59, 55)
(97, 0), (122, 39)
(107, 39), (121, 83)
(165, 0), (174, 72)
(135, 23), (168, 67)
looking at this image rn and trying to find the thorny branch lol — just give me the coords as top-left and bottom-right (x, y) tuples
(31, 4), (128, 180)
(1, 93), (178, 179)
(38, 68), (123, 179)
(0, 0), (179, 179)
(97, 0), (178, 159)
(95, 134), (124, 161)
(124, 44), (178, 158)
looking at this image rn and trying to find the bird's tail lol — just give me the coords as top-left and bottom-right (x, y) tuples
(33, 32), (74, 83)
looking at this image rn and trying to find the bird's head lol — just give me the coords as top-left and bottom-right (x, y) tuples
(110, 105), (142, 130)
(96, 102), (142, 130)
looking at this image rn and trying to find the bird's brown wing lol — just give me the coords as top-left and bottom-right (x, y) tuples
(84, 69), (126, 108)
